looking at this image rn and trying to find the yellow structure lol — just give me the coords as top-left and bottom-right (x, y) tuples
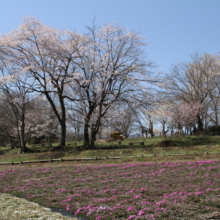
(110, 130), (124, 141)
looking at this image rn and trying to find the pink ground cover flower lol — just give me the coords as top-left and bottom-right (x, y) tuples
(56, 188), (69, 194)
(75, 208), (84, 215)
(127, 206), (135, 211)
(26, 195), (35, 199)
(133, 195), (140, 199)
(137, 210), (145, 215)
(66, 204), (70, 211)
(155, 199), (169, 206)
(0, 160), (220, 219)
(127, 215), (136, 220)
(62, 198), (73, 202)
(195, 192), (202, 196)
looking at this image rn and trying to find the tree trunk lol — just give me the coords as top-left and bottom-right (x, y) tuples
(145, 130), (148, 137)
(20, 124), (26, 154)
(20, 116), (33, 153)
(59, 120), (66, 149)
(57, 94), (66, 150)
(20, 111), (26, 154)
(197, 114), (204, 132)
(149, 122), (154, 137)
(83, 122), (98, 149)
(45, 92), (66, 151)
(82, 108), (95, 149)
(141, 128), (144, 137)
(83, 121), (90, 148)
(90, 129), (97, 149)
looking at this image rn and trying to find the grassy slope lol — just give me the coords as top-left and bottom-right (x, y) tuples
(0, 135), (220, 163)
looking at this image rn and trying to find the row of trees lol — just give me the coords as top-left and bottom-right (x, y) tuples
(164, 53), (220, 134)
(0, 17), (155, 153)
(107, 53), (220, 138)
(0, 17), (219, 153)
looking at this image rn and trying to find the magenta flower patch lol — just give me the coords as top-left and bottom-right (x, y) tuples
(0, 160), (220, 219)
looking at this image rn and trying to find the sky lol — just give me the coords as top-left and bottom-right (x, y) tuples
(0, 0), (219, 74)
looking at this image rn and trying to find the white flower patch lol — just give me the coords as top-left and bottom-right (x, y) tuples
(0, 193), (77, 220)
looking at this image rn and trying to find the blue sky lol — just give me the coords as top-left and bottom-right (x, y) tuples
(0, 0), (219, 73)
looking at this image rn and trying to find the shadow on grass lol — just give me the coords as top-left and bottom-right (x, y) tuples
(176, 136), (217, 146)
(95, 144), (152, 150)
(34, 152), (66, 160)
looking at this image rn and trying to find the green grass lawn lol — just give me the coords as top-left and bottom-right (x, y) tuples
(0, 135), (220, 163)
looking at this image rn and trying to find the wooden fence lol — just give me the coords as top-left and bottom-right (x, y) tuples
(0, 152), (219, 166)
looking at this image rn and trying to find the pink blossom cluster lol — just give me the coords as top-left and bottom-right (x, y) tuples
(170, 102), (201, 128)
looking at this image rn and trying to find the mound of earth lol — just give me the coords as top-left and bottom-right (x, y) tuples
(96, 139), (108, 143)
(155, 140), (177, 147)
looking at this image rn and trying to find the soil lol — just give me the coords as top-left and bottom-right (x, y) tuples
(154, 140), (177, 147)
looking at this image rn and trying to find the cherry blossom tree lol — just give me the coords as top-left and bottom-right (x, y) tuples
(0, 78), (59, 152)
(112, 110), (135, 138)
(0, 58), (37, 153)
(134, 108), (156, 137)
(0, 17), (85, 150)
(205, 55), (220, 129)
(0, 17), (155, 149)
(170, 102), (201, 132)
(154, 103), (174, 135)
(130, 92), (159, 138)
(102, 103), (136, 138)
(164, 53), (217, 132)
(0, 96), (15, 146)
(66, 111), (84, 142)
(26, 96), (60, 143)
(68, 23), (154, 148)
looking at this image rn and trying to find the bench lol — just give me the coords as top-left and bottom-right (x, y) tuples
(128, 142), (144, 146)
